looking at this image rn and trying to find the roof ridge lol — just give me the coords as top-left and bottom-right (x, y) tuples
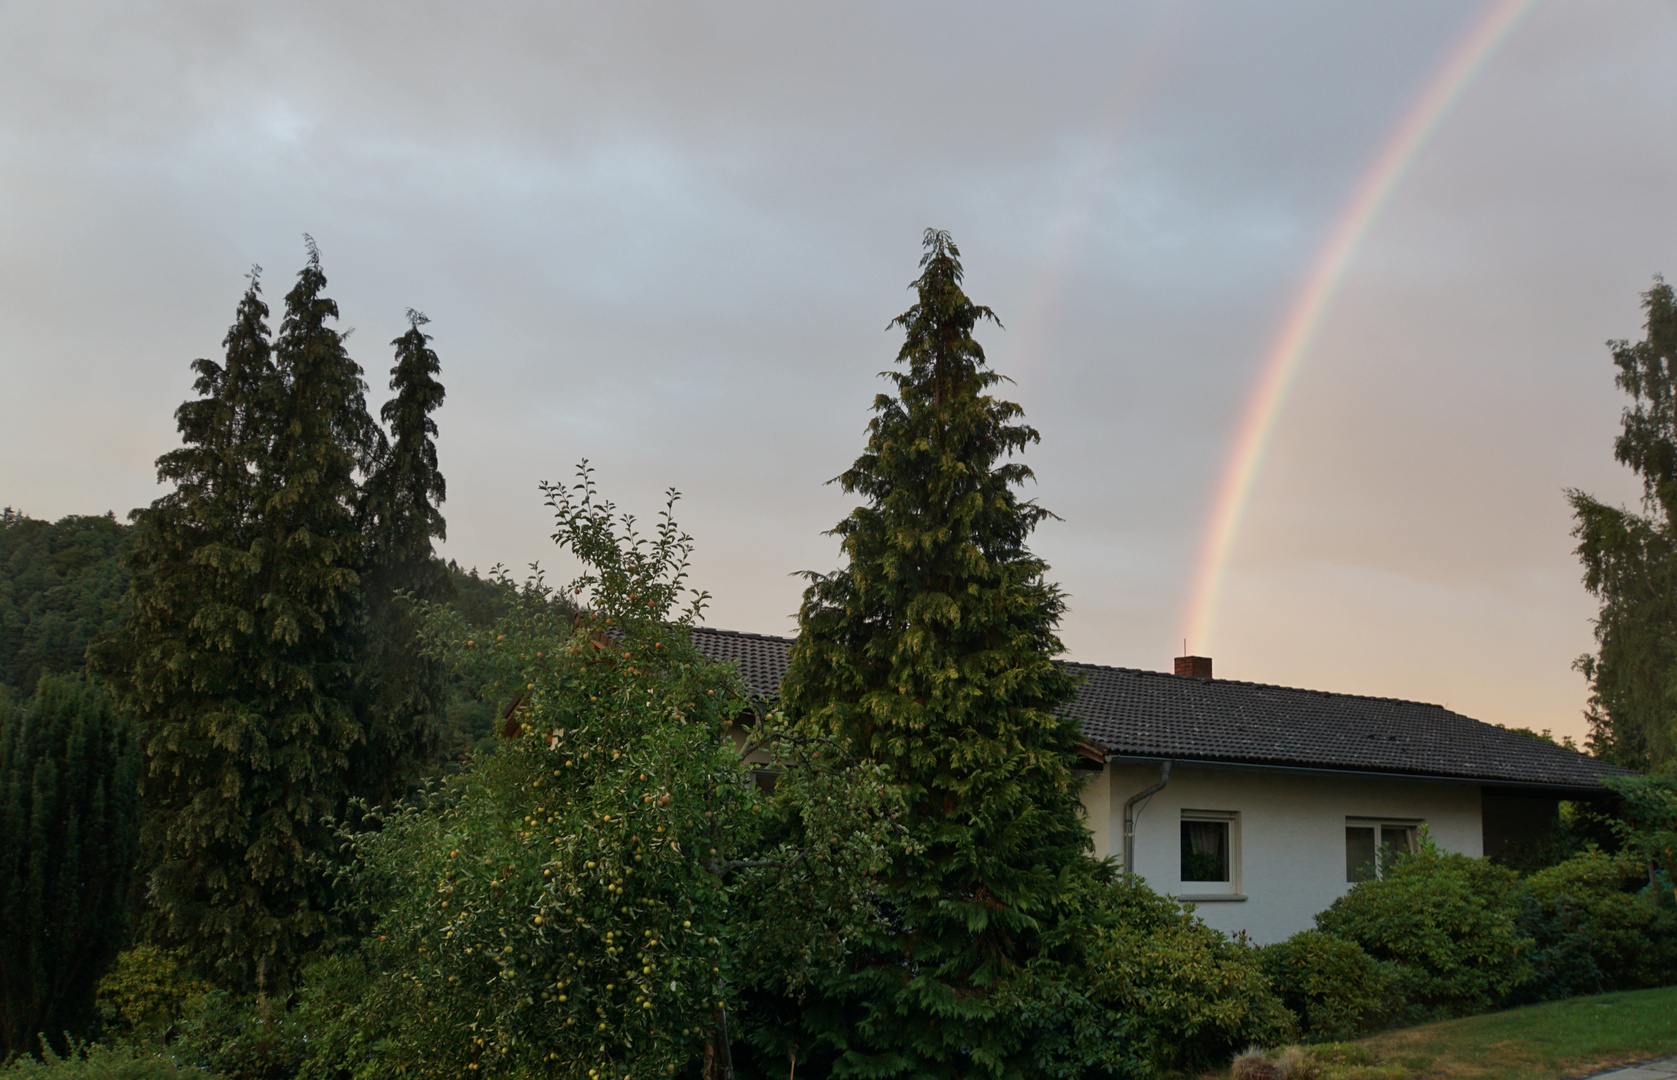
(1060, 661), (1453, 713)
(691, 628), (1459, 713)
(691, 626), (796, 645)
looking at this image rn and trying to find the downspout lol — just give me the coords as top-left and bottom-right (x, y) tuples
(1122, 761), (1172, 876)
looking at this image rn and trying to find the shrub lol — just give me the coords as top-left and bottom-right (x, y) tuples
(0, 1042), (210, 1080)
(169, 993), (303, 1080)
(1514, 848), (1677, 1000)
(1314, 839), (1530, 1018)
(1257, 931), (1402, 1040)
(1603, 775), (1677, 909)
(94, 947), (213, 1042)
(166, 954), (383, 1080)
(1085, 880), (1296, 1072)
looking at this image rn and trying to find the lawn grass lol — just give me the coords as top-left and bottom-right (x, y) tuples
(1355, 985), (1677, 1080)
(1200, 986), (1677, 1080)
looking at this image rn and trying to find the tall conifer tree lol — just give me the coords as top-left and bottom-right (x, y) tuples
(103, 269), (282, 984)
(108, 245), (377, 993)
(0, 675), (141, 1057)
(353, 310), (450, 801)
(780, 231), (1107, 1078)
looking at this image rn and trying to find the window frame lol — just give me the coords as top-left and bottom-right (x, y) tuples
(1178, 809), (1242, 900)
(1345, 817), (1422, 882)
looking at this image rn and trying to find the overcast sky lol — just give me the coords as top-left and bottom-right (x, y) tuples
(4, 1), (1675, 741)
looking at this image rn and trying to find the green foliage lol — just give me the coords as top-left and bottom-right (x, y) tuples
(344, 469), (901, 1080)
(0, 1041), (214, 1080)
(1569, 275), (1677, 772)
(1257, 931), (1401, 1041)
(444, 562), (516, 629)
(429, 564), (527, 762)
(1515, 849), (1677, 1001)
(1087, 881), (1296, 1072)
(350, 309), (454, 804)
(1315, 839), (1531, 1019)
(0, 675), (141, 1058)
(93, 947), (212, 1043)
(778, 230), (1143, 1077)
(100, 247), (406, 994)
(1601, 775), (1677, 906)
(166, 954), (381, 1080)
(0, 511), (130, 694)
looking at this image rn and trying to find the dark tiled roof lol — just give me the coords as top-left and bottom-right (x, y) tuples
(690, 626), (1633, 791)
(690, 627), (793, 699)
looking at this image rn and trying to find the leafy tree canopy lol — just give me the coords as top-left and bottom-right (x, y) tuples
(1569, 276), (1677, 768)
(344, 466), (902, 1080)
(1571, 276), (1677, 772)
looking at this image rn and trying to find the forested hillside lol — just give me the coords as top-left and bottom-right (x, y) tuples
(0, 505), (513, 758)
(0, 510), (130, 698)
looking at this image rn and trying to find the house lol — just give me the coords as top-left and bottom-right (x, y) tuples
(690, 627), (1634, 945)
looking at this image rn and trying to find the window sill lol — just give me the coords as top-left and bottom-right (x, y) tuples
(1177, 893), (1247, 902)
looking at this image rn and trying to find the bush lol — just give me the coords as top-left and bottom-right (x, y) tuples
(168, 992), (303, 1080)
(1514, 848), (1677, 1000)
(1314, 839), (1530, 1018)
(1257, 931), (1402, 1040)
(0, 1042), (210, 1080)
(165, 954), (384, 1080)
(1085, 880), (1297, 1072)
(94, 947), (213, 1042)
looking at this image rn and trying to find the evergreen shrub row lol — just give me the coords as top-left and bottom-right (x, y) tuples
(1258, 820), (1677, 1043)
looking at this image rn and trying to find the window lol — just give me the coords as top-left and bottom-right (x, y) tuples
(1346, 820), (1420, 882)
(1179, 810), (1240, 895)
(1181, 820), (1229, 881)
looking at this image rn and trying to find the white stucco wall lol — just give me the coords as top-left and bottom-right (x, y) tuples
(1080, 761), (1483, 944)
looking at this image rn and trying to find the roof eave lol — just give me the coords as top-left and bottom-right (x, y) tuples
(1099, 751), (1628, 793)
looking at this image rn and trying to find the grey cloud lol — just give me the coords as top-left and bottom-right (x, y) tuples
(2, 0), (1672, 740)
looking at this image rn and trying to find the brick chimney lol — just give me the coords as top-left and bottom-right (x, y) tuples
(1174, 655), (1212, 679)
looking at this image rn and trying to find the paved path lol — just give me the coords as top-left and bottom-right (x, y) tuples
(1588, 1059), (1677, 1080)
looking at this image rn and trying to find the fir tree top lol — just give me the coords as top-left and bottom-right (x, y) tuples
(155, 267), (271, 525)
(788, 228), (1079, 773)
(362, 309), (447, 565)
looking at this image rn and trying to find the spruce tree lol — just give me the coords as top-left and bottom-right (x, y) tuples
(352, 310), (451, 801)
(0, 675), (142, 1057)
(780, 231), (1110, 1078)
(108, 245), (376, 993)
(1571, 276), (1677, 772)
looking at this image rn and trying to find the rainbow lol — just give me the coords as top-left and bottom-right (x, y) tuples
(1177, 0), (1540, 655)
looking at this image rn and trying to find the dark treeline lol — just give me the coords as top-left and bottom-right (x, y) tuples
(0, 514), (512, 756)
(0, 510), (130, 701)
